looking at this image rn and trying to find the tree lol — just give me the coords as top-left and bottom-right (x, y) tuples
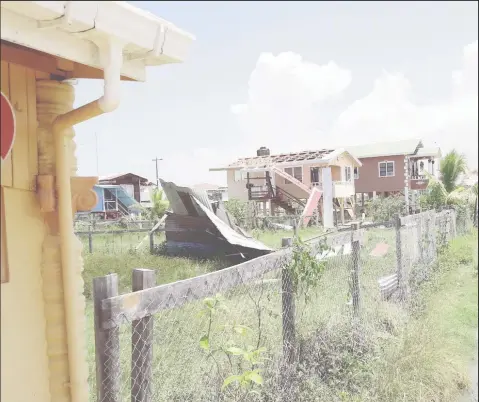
(420, 175), (448, 210)
(224, 199), (248, 226)
(439, 149), (467, 193)
(148, 188), (169, 221)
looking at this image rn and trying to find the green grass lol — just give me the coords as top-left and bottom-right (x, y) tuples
(83, 227), (400, 401)
(83, 226), (478, 402)
(350, 231), (479, 402)
(253, 226), (325, 248)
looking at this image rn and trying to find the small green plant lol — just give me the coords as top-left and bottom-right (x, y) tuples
(198, 294), (267, 396)
(288, 237), (327, 303)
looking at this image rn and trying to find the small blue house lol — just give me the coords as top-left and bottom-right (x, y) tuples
(90, 184), (143, 219)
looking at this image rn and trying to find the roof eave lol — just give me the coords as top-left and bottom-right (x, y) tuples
(0, 1), (195, 82)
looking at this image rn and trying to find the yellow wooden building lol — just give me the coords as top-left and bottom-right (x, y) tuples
(0, 2), (193, 401)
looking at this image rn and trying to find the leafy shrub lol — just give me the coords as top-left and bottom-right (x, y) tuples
(224, 198), (248, 226)
(419, 176), (448, 210)
(365, 196), (405, 222)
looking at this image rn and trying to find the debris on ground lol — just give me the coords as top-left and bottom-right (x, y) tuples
(160, 179), (272, 262)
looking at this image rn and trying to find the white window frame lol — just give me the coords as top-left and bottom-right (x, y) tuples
(344, 166), (352, 182)
(284, 166), (303, 184)
(234, 170), (247, 182)
(378, 161), (395, 177)
(354, 167), (359, 180)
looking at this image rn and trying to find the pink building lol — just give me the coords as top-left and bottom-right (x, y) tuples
(345, 139), (441, 205)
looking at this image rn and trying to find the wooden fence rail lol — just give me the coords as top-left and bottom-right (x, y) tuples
(93, 227), (363, 400)
(92, 210), (462, 401)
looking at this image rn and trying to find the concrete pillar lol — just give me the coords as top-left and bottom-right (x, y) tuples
(322, 167), (334, 228)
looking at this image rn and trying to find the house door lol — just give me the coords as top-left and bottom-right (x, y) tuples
(310, 167), (320, 183)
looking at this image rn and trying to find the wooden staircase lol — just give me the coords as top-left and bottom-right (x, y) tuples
(270, 166), (311, 196)
(272, 186), (306, 214)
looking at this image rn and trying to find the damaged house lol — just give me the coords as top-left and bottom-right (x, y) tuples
(160, 179), (272, 261)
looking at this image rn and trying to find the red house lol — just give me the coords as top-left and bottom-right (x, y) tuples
(345, 139), (441, 205)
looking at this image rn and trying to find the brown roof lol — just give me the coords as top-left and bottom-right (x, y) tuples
(99, 173), (150, 183)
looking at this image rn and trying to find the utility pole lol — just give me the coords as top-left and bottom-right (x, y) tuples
(95, 132), (99, 175)
(152, 157), (163, 187)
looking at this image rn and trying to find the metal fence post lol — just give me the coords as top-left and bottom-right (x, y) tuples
(93, 274), (120, 402)
(131, 269), (156, 402)
(394, 214), (406, 300)
(281, 237), (296, 364)
(88, 228), (93, 254)
(149, 231), (155, 255)
(350, 223), (361, 317)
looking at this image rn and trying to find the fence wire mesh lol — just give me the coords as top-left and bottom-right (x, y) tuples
(89, 208), (474, 402)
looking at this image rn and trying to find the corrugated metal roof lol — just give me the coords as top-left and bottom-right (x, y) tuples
(160, 179), (213, 216)
(192, 196), (272, 252)
(160, 179), (273, 256)
(345, 139), (422, 158)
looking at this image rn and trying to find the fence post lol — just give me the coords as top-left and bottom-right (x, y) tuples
(350, 223), (361, 317)
(93, 274), (120, 402)
(394, 214), (405, 300)
(131, 269), (156, 402)
(149, 231), (155, 255)
(88, 228), (93, 254)
(281, 237), (296, 364)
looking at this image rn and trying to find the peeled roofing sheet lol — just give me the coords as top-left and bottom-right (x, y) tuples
(192, 196), (273, 252)
(160, 179), (212, 216)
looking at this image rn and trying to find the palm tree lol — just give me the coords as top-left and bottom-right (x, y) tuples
(439, 150), (467, 193)
(148, 188), (169, 221)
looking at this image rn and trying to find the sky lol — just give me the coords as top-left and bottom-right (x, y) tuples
(74, 1), (478, 187)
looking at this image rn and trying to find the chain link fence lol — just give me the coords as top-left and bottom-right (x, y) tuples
(75, 221), (164, 254)
(89, 207), (474, 402)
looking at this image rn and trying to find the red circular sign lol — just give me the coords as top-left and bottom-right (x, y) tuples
(1, 92), (16, 161)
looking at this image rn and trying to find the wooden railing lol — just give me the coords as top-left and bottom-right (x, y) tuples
(270, 166), (311, 194)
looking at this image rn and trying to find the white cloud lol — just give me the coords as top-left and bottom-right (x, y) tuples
(331, 40), (478, 168)
(231, 52), (352, 153)
(156, 147), (236, 187)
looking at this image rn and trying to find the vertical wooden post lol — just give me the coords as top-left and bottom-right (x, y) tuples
(394, 214), (405, 300)
(281, 237), (296, 364)
(333, 202), (338, 227)
(88, 228), (93, 254)
(131, 269), (156, 402)
(350, 223), (361, 317)
(93, 274), (120, 402)
(149, 231), (154, 255)
(292, 219), (298, 238)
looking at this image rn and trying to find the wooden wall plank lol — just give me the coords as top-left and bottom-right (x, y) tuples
(1, 187), (9, 283)
(1, 61), (13, 187)
(9, 63), (30, 190)
(26, 68), (38, 186)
